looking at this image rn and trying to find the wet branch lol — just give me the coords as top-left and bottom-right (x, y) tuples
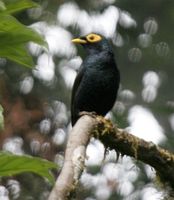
(48, 115), (174, 200)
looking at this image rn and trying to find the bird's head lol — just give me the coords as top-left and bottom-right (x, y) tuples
(72, 33), (112, 54)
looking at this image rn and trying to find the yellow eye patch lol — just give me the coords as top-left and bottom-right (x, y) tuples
(86, 33), (102, 43)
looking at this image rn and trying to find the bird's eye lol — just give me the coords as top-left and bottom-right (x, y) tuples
(86, 34), (102, 43)
(89, 35), (95, 40)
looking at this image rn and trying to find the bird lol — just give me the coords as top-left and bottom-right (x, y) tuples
(71, 33), (120, 126)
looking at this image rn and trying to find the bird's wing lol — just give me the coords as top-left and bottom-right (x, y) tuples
(71, 65), (85, 125)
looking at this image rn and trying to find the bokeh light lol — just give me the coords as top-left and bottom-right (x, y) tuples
(144, 18), (158, 35)
(128, 105), (166, 144)
(0, 0), (173, 199)
(128, 48), (142, 63)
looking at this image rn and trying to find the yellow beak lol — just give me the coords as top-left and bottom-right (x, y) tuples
(71, 38), (87, 44)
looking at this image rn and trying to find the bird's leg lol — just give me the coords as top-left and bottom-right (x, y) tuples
(79, 111), (97, 119)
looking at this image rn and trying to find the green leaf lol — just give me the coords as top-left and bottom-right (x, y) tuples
(0, 105), (4, 130)
(0, 1), (6, 11)
(0, 14), (47, 47)
(0, 14), (47, 67)
(1, 0), (38, 14)
(0, 44), (34, 67)
(0, 151), (57, 184)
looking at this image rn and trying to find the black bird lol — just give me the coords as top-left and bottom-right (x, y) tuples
(71, 33), (120, 126)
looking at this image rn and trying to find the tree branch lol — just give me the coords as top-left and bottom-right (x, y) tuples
(48, 115), (97, 200)
(48, 115), (174, 200)
(95, 116), (174, 189)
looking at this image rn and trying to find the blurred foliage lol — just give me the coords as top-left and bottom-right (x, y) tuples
(0, 0), (57, 193)
(0, 0), (47, 67)
(1, 0), (38, 14)
(0, 151), (57, 184)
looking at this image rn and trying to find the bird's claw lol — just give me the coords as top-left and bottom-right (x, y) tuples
(79, 111), (97, 118)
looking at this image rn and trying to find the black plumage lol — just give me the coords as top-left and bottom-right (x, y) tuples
(71, 33), (120, 126)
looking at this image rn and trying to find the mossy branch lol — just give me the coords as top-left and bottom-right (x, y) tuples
(48, 114), (174, 200)
(95, 116), (174, 189)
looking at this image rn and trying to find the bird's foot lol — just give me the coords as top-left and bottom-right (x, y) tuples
(79, 111), (97, 119)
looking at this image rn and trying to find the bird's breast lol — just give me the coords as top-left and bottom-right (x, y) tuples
(83, 67), (119, 97)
